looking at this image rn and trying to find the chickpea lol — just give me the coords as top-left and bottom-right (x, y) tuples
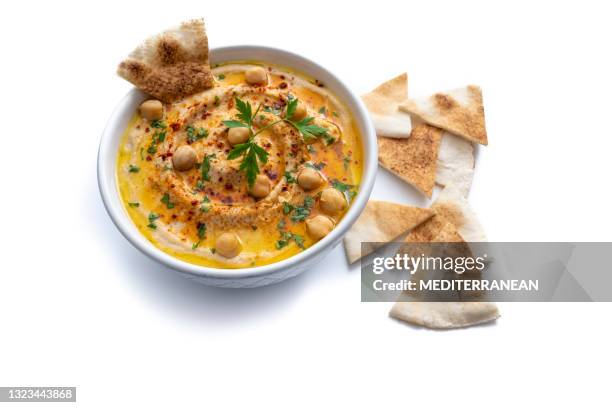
(297, 167), (324, 190)
(215, 232), (242, 258)
(245, 67), (268, 86)
(320, 188), (347, 215)
(249, 174), (271, 198)
(306, 215), (335, 241)
(291, 101), (308, 121)
(139, 99), (163, 121)
(172, 145), (197, 171)
(228, 127), (250, 145)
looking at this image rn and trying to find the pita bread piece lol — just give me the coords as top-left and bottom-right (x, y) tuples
(399, 85), (487, 145)
(389, 301), (499, 330)
(378, 123), (443, 197)
(343, 201), (433, 263)
(390, 186), (497, 329)
(362, 73), (413, 138)
(436, 132), (475, 196)
(117, 19), (214, 102)
(432, 185), (487, 242)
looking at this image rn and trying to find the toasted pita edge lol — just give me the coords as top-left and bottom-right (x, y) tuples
(389, 301), (499, 329)
(362, 73), (412, 138)
(399, 85), (487, 145)
(117, 19), (214, 102)
(343, 201), (434, 263)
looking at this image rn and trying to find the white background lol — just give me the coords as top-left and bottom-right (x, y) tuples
(1, 1), (611, 406)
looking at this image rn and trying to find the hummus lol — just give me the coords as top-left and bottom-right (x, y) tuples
(117, 62), (363, 268)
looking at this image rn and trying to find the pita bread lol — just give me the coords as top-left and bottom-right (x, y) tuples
(117, 19), (214, 102)
(389, 301), (499, 329)
(436, 132), (475, 196)
(343, 201), (433, 263)
(432, 185), (487, 242)
(399, 85), (488, 145)
(378, 123), (443, 197)
(362, 73), (413, 138)
(390, 186), (497, 329)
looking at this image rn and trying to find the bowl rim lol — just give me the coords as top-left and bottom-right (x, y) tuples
(97, 45), (377, 280)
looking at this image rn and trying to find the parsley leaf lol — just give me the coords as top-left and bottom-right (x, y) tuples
(128, 202), (140, 208)
(285, 171), (297, 184)
(227, 141), (268, 187)
(201, 153), (215, 182)
(128, 164), (140, 173)
(331, 179), (358, 203)
(222, 120), (248, 128)
(161, 193), (174, 209)
(291, 196), (314, 222)
(186, 126), (208, 142)
(283, 202), (294, 215)
(151, 120), (166, 129)
(147, 212), (160, 229)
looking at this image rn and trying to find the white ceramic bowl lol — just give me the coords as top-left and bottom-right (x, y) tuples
(98, 45), (377, 288)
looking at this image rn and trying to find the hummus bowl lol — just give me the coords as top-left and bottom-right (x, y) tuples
(98, 46), (377, 287)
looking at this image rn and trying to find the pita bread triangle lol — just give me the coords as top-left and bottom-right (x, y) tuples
(399, 85), (488, 145)
(117, 19), (214, 102)
(343, 201), (434, 263)
(362, 73), (413, 138)
(389, 186), (498, 329)
(378, 123), (442, 197)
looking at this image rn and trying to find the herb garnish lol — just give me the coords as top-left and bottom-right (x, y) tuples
(305, 162), (326, 171)
(186, 125), (208, 142)
(224, 98), (270, 187)
(218, 74), (226, 80)
(331, 179), (358, 202)
(147, 212), (160, 229)
(192, 223), (207, 249)
(200, 196), (211, 212)
(290, 196), (314, 222)
(128, 164), (140, 173)
(151, 120), (167, 129)
(276, 231), (305, 249)
(161, 193), (174, 209)
(284, 171), (297, 184)
(214, 95), (221, 106)
(283, 202), (294, 215)
(284, 99), (334, 145)
(201, 153), (215, 182)
(223, 96), (335, 187)
(343, 155), (351, 169)
(128, 202), (140, 208)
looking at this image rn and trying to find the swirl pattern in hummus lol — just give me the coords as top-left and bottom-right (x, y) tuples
(117, 62), (363, 268)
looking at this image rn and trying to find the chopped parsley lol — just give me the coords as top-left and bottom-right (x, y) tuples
(201, 153), (215, 182)
(283, 202), (294, 215)
(200, 196), (211, 212)
(186, 125), (208, 142)
(305, 162), (326, 171)
(331, 179), (358, 202)
(151, 119), (167, 129)
(214, 95), (221, 106)
(290, 196), (314, 222)
(128, 164), (140, 173)
(161, 193), (174, 209)
(147, 212), (160, 229)
(318, 106), (327, 115)
(343, 155), (351, 169)
(128, 202), (140, 208)
(218, 74), (226, 80)
(276, 231), (305, 250)
(284, 171), (297, 184)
